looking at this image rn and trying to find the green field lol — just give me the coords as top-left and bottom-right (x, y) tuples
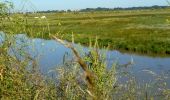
(3, 8), (170, 54)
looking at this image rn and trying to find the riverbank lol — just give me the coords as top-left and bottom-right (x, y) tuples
(17, 8), (170, 55)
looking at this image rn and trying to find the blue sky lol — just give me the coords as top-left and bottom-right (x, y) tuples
(12, 0), (168, 11)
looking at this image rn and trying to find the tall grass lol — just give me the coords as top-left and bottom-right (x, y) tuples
(51, 35), (117, 99)
(22, 8), (170, 55)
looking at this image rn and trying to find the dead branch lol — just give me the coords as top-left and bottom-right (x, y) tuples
(51, 35), (96, 97)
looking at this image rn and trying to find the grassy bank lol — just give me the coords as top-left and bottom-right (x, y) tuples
(14, 8), (170, 55)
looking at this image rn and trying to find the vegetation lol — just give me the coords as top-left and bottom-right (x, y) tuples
(37, 5), (170, 13)
(4, 7), (170, 55)
(0, 0), (170, 99)
(49, 9), (170, 55)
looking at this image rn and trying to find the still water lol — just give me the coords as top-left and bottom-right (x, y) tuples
(1, 32), (170, 86)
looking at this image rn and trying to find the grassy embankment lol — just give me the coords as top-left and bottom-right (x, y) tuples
(20, 8), (170, 55)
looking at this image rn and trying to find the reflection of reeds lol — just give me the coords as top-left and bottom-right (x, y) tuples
(142, 69), (157, 76)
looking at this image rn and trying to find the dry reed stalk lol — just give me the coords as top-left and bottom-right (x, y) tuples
(51, 35), (96, 98)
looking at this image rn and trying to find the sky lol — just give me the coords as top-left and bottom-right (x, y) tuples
(11, 0), (168, 11)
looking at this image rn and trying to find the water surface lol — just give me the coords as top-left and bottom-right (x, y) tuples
(1, 33), (170, 87)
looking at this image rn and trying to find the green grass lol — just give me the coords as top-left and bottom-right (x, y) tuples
(15, 8), (170, 55)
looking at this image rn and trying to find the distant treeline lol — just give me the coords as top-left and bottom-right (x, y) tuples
(80, 5), (169, 12)
(37, 5), (170, 13)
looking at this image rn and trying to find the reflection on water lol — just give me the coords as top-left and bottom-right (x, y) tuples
(0, 32), (5, 45)
(1, 32), (170, 87)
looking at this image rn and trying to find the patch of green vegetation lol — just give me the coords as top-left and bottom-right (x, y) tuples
(8, 8), (169, 55)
